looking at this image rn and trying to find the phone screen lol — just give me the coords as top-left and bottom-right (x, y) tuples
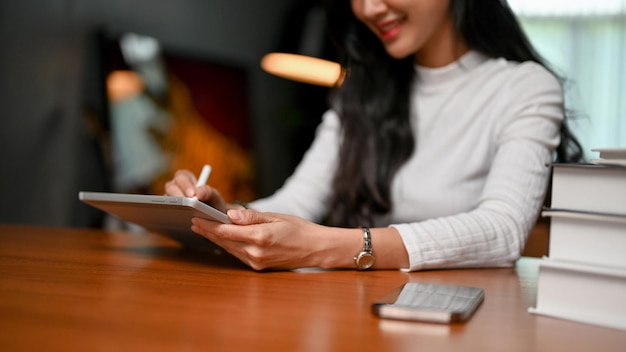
(372, 282), (484, 323)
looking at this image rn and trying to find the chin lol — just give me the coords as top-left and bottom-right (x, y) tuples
(383, 43), (415, 60)
(385, 50), (414, 60)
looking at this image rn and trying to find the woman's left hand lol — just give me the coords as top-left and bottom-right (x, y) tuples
(190, 209), (332, 271)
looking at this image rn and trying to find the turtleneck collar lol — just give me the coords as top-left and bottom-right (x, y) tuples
(414, 50), (490, 86)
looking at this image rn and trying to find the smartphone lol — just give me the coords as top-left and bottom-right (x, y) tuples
(372, 282), (484, 323)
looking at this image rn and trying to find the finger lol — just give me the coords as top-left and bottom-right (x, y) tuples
(192, 218), (248, 243)
(190, 220), (266, 267)
(194, 185), (212, 202)
(191, 218), (222, 243)
(190, 221), (250, 259)
(173, 170), (199, 197)
(227, 209), (277, 226)
(164, 170), (195, 196)
(190, 219), (272, 270)
(164, 179), (185, 196)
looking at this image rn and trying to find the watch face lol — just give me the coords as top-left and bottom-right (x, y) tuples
(356, 252), (375, 270)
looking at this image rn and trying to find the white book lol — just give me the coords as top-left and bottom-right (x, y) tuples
(529, 258), (626, 331)
(591, 147), (626, 160)
(542, 209), (626, 270)
(550, 163), (626, 215)
(589, 147), (626, 167)
(590, 159), (626, 167)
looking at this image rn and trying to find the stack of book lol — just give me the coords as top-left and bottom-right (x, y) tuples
(529, 148), (626, 331)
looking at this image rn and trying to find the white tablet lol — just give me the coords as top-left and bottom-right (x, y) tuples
(79, 191), (230, 249)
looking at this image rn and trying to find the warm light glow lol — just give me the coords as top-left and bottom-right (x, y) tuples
(260, 53), (344, 87)
(107, 70), (144, 102)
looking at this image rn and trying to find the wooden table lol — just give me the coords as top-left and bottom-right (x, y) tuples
(1, 224), (624, 351)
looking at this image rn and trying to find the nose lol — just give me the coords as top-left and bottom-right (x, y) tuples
(359, 0), (388, 18)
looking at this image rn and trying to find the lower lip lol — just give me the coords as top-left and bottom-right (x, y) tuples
(381, 25), (401, 40)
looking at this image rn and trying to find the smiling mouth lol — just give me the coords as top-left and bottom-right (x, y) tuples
(377, 19), (403, 40)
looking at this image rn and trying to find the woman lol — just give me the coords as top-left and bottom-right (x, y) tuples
(165, 0), (582, 271)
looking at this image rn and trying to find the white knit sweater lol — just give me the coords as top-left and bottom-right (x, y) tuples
(250, 51), (563, 271)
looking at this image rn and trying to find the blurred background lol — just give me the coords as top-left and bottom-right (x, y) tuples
(0, 0), (335, 228)
(0, 0), (624, 229)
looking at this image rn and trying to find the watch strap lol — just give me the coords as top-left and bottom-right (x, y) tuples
(354, 227), (374, 270)
(362, 227), (372, 252)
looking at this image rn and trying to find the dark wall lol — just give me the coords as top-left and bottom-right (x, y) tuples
(0, 0), (331, 227)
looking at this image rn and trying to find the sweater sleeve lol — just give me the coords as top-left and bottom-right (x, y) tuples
(392, 63), (564, 271)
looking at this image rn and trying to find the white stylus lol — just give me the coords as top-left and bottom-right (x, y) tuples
(196, 164), (212, 187)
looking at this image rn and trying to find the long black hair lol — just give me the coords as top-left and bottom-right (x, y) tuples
(324, 0), (583, 228)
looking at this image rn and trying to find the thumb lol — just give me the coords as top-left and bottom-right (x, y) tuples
(227, 209), (269, 225)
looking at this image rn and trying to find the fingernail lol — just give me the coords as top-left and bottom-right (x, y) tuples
(228, 209), (242, 221)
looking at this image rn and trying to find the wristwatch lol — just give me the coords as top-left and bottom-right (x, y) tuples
(354, 227), (375, 270)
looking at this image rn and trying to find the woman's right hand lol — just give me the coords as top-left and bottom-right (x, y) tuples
(164, 169), (229, 213)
